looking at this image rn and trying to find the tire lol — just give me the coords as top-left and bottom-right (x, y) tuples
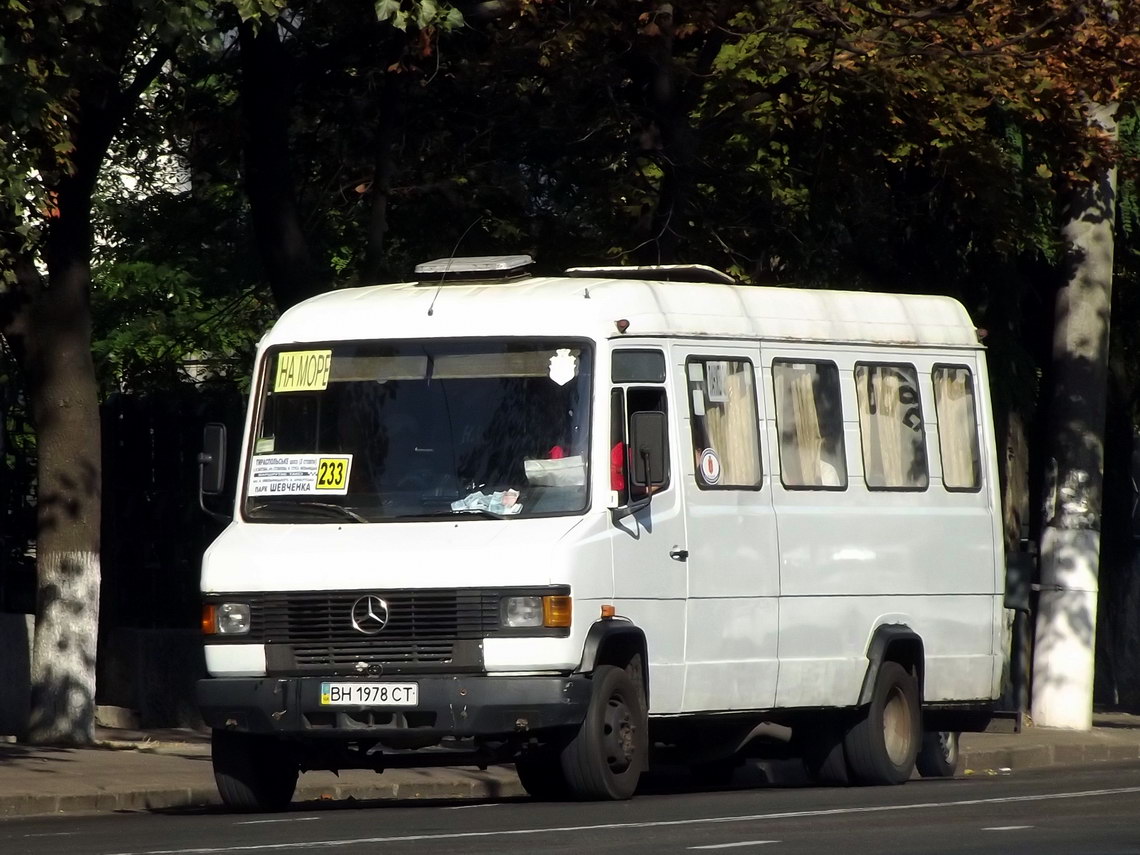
(916, 730), (961, 778)
(802, 724), (850, 786)
(559, 664), (648, 800)
(843, 661), (920, 786)
(515, 751), (571, 800)
(212, 729), (299, 812)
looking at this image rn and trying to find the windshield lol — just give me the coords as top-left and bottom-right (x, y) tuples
(243, 339), (593, 522)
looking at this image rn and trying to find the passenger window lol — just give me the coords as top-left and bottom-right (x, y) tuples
(772, 360), (847, 489)
(932, 366), (982, 491)
(609, 388), (628, 505)
(854, 362), (929, 490)
(686, 358), (761, 489)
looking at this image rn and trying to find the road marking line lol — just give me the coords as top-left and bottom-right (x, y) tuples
(23, 832), (78, 838)
(982, 826), (1032, 831)
(689, 841), (780, 849)
(104, 785), (1140, 855)
(235, 818), (320, 826)
(444, 803), (504, 810)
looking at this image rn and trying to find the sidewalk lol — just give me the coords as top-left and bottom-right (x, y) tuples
(1, 713), (1139, 820)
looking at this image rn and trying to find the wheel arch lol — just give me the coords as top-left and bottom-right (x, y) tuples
(576, 619), (650, 709)
(858, 624), (925, 707)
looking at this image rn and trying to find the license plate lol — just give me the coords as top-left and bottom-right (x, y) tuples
(319, 682), (419, 706)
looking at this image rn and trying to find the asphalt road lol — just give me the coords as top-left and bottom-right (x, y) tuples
(5, 762), (1140, 855)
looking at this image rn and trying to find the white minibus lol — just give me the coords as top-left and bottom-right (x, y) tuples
(197, 256), (1009, 810)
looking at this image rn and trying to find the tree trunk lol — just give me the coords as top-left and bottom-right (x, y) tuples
(361, 74), (404, 284)
(239, 18), (329, 311)
(630, 4), (724, 265)
(1031, 101), (1119, 730)
(13, 193), (104, 745)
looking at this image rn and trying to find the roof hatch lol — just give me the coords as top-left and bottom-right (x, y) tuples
(414, 255), (534, 282)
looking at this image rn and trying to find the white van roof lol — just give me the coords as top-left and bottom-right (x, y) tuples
(264, 272), (981, 350)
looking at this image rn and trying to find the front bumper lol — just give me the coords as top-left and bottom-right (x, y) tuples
(197, 673), (592, 739)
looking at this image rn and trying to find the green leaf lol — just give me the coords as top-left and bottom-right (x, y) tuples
(374, 0), (400, 23)
(443, 6), (464, 29)
(419, 0), (438, 21)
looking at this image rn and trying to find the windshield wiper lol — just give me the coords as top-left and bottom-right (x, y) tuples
(450, 507), (513, 520)
(392, 508), (511, 521)
(249, 501), (368, 523)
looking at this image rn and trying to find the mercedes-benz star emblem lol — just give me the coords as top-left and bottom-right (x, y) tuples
(350, 595), (390, 635)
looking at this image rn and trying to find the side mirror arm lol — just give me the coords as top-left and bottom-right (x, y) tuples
(610, 494), (652, 522)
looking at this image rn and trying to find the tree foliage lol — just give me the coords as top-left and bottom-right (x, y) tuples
(1, 0), (1140, 734)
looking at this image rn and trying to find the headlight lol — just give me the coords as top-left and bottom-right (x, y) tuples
(500, 595), (572, 628)
(502, 596), (543, 628)
(201, 603), (251, 635)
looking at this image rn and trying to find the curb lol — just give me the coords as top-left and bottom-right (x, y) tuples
(294, 775), (526, 804)
(0, 775), (526, 821)
(4, 742), (1139, 821)
(962, 743), (1140, 774)
(0, 787), (221, 820)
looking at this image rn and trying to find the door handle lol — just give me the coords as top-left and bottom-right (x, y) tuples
(669, 546), (689, 561)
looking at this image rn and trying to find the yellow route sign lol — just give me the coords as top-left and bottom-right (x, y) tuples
(275, 350), (332, 392)
(315, 457), (350, 491)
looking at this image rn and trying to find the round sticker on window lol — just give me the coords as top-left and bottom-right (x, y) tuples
(698, 448), (721, 485)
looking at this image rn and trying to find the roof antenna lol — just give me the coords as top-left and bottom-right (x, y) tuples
(427, 215), (483, 317)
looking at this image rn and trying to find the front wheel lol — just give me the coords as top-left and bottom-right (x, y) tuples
(916, 730), (961, 778)
(515, 750), (571, 800)
(212, 730), (299, 812)
(560, 664), (648, 800)
(843, 661), (920, 786)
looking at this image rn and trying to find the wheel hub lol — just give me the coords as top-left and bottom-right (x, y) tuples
(882, 686), (912, 766)
(602, 694), (635, 773)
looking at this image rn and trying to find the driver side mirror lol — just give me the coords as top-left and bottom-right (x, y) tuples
(198, 423), (231, 523)
(200, 423), (227, 494)
(629, 410), (668, 491)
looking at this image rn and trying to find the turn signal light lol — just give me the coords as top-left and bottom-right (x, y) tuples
(201, 602), (251, 635)
(543, 595), (572, 628)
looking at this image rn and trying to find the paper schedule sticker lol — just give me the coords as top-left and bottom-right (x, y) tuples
(705, 361), (728, 403)
(249, 454), (352, 496)
(274, 350), (332, 392)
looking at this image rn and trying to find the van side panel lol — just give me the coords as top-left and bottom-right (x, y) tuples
(764, 346), (1000, 708)
(609, 344), (689, 713)
(975, 350), (1010, 700)
(672, 342), (781, 713)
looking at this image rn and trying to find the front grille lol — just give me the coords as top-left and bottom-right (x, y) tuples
(247, 589), (500, 672)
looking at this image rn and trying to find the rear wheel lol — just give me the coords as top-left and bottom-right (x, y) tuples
(843, 661), (920, 785)
(802, 722), (850, 786)
(212, 730), (299, 812)
(916, 730), (961, 778)
(560, 664), (647, 800)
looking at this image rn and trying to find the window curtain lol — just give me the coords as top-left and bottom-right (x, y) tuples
(933, 369), (978, 488)
(790, 371), (824, 486)
(705, 368), (761, 485)
(857, 366), (904, 486)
